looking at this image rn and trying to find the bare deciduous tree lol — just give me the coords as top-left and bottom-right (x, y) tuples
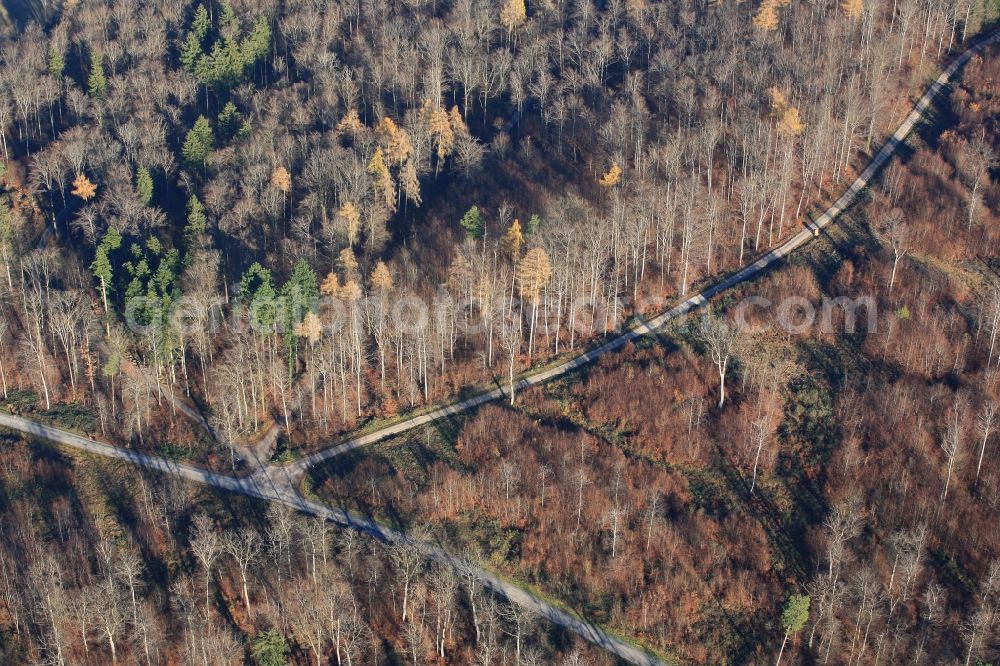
(189, 514), (222, 616)
(223, 528), (262, 617)
(389, 531), (426, 624)
(699, 314), (741, 408)
(959, 136), (997, 231)
(940, 404), (965, 504)
(824, 499), (864, 585)
(501, 600), (537, 665)
(873, 208), (912, 295)
(974, 401), (997, 485)
(498, 311), (522, 405)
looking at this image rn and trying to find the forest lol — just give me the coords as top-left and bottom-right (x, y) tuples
(307, 41), (1000, 663)
(0, 0), (997, 662)
(0, 428), (625, 664)
(0, 0), (993, 457)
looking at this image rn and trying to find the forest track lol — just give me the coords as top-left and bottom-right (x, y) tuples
(281, 28), (1000, 478)
(3, 31), (997, 666)
(0, 411), (667, 666)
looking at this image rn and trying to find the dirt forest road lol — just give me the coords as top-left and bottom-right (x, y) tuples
(283, 29), (1000, 477)
(2, 30), (997, 666)
(0, 412), (666, 666)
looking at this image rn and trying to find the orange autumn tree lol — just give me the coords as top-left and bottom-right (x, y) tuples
(320, 271), (340, 297)
(72, 174), (97, 200)
(368, 147), (396, 211)
(500, 0), (527, 38)
(841, 0), (863, 19)
(516, 246), (553, 359)
(271, 166), (291, 219)
(753, 0), (792, 31)
(335, 108), (365, 136)
(599, 163), (622, 187)
(426, 102), (455, 174)
(375, 116), (416, 209)
(769, 87), (805, 137)
(337, 201), (362, 246)
(337, 247), (359, 280)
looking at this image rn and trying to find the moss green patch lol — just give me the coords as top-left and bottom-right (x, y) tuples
(678, 465), (740, 519)
(0, 390), (40, 413)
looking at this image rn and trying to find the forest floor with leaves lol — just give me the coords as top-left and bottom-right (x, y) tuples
(303, 71), (1000, 658)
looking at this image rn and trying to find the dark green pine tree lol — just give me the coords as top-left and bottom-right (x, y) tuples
(191, 4), (210, 41)
(242, 16), (272, 64)
(218, 102), (240, 139)
(525, 213), (541, 235)
(240, 263), (277, 335)
(91, 227), (122, 314)
(47, 44), (64, 79)
(87, 49), (107, 98)
(250, 630), (288, 666)
(136, 166), (154, 206)
(182, 116), (214, 169)
(185, 195), (207, 236)
(282, 260), (319, 380)
(460, 205), (485, 239)
(180, 32), (204, 74)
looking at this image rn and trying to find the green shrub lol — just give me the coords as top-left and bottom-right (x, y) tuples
(1, 390), (39, 413)
(251, 630), (287, 666)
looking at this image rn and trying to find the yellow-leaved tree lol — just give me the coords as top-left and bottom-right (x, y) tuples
(769, 86), (805, 239)
(769, 87), (788, 112)
(335, 108), (365, 136)
(449, 105), (470, 138)
(778, 107), (805, 136)
(370, 260), (393, 299)
(338, 247), (359, 280)
(369, 260), (394, 385)
(841, 0), (863, 19)
(375, 116), (399, 142)
(516, 246), (552, 359)
(271, 166), (291, 193)
(338, 275), (365, 415)
(72, 174), (97, 200)
(500, 0), (527, 37)
(368, 147), (396, 211)
(427, 103), (455, 173)
(516, 247), (552, 303)
(501, 219), (524, 259)
(501, 219), (525, 311)
(400, 160), (421, 207)
(770, 88), (805, 136)
(599, 163), (622, 188)
(753, 0), (780, 31)
(337, 201), (362, 246)
(377, 116), (413, 166)
(295, 311), (322, 346)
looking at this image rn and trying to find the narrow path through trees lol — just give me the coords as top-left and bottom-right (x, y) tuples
(282, 29), (1000, 478)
